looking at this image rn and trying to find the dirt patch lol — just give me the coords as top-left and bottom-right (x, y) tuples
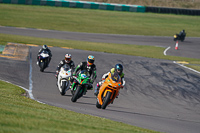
(0, 43), (29, 61)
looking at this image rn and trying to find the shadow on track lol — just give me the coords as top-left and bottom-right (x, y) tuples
(76, 101), (96, 106)
(42, 71), (55, 74)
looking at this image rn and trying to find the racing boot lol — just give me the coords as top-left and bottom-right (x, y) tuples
(94, 83), (100, 96)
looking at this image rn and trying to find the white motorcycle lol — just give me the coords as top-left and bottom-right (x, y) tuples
(57, 64), (72, 95)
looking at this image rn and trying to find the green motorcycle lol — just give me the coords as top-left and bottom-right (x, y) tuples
(71, 70), (91, 102)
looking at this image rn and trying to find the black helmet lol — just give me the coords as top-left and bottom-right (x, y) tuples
(43, 45), (48, 49)
(115, 64), (123, 75)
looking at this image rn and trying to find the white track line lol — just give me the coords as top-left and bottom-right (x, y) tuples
(29, 48), (45, 104)
(29, 51), (34, 100)
(163, 46), (200, 75)
(0, 48), (45, 104)
(164, 46), (171, 56)
(173, 61), (200, 74)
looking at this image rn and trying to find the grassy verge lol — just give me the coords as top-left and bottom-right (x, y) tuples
(0, 4), (200, 37)
(0, 80), (160, 133)
(0, 33), (200, 72)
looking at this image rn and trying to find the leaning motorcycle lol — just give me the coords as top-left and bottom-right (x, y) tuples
(173, 32), (186, 42)
(71, 70), (90, 102)
(38, 50), (49, 72)
(96, 72), (122, 109)
(57, 64), (72, 95)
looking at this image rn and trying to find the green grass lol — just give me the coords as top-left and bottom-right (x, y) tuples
(0, 80), (160, 133)
(0, 4), (200, 37)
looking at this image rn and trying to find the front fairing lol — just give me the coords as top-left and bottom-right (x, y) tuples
(72, 71), (90, 90)
(39, 51), (49, 59)
(59, 65), (72, 79)
(97, 73), (122, 105)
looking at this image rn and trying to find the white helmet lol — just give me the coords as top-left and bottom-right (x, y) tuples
(65, 54), (72, 63)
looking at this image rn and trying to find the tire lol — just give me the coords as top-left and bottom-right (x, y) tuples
(40, 62), (44, 72)
(60, 81), (66, 95)
(181, 37), (185, 42)
(96, 101), (101, 109)
(71, 86), (82, 102)
(101, 91), (112, 109)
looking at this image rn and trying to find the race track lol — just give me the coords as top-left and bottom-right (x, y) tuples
(0, 27), (200, 133)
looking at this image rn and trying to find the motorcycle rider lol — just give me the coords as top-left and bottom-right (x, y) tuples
(55, 54), (75, 79)
(94, 64), (125, 97)
(37, 45), (52, 65)
(179, 29), (186, 37)
(70, 55), (97, 91)
(179, 29), (186, 40)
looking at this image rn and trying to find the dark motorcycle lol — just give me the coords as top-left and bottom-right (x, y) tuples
(174, 30), (186, 42)
(38, 50), (50, 72)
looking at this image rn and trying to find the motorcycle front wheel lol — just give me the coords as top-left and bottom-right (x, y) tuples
(40, 61), (45, 72)
(60, 81), (67, 95)
(96, 101), (101, 109)
(102, 91), (112, 109)
(71, 86), (82, 102)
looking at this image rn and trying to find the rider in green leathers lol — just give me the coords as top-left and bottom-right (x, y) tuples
(70, 55), (97, 91)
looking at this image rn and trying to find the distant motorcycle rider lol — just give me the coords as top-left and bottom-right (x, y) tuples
(70, 55), (97, 91)
(179, 29), (186, 37)
(55, 54), (75, 79)
(94, 64), (125, 96)
(37, 45), (52, 65)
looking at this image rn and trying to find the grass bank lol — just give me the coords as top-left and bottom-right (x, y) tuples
(0, 80), (160, 133)
(0, 4), (200, 37)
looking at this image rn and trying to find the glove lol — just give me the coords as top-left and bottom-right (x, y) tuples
(55, 71), (59, 78)
(89, 79), (93, 84)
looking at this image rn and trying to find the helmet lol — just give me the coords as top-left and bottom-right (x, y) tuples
(87, 55), (95, 66)
(42, 45), (48, 49)
(65, 54), (72, 63)
(115, 64), (123, 75)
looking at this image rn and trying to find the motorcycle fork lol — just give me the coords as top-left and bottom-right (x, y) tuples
(103, 89), (114, 99)
(71, 82), (76, 90)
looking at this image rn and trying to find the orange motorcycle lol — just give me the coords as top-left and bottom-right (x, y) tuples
(96, 72), (122, 109)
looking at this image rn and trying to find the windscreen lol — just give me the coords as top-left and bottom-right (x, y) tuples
(63, 64), (70, 71)
(111, 72), (120, 82)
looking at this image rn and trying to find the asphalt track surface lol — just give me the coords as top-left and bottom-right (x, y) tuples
(0, 26), (200, 133)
